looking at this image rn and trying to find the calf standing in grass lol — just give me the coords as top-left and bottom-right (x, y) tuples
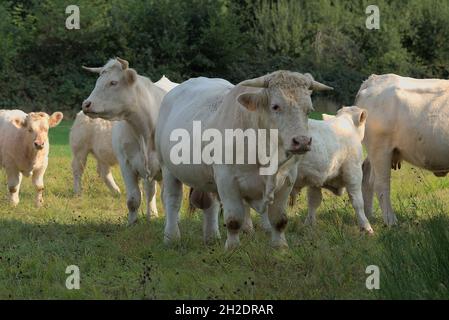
(0, 110), (63, 207)
(261, 107), (373, 233)
(70, 111), (121, 196)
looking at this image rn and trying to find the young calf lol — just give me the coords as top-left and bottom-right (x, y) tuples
(262, 106), (373, 233)
(70, 111), (120, 196)
(0, 110), (63, 206)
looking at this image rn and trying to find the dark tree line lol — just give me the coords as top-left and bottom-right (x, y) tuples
(1, 0), (448, 115)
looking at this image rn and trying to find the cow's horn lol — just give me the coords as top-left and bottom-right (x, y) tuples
(302, 73), (333, 91)
(116, 57), (129, 70)
(82, 66), (102, 73)
(310, 81), (333, 91)
(240, 76), (268, 88)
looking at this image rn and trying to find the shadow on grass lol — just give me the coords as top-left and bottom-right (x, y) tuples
(374, 213), (449, 299)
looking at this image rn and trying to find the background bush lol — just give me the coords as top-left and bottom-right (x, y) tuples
(0, 0), (447, 115)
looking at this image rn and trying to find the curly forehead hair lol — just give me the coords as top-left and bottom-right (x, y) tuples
(265, 70), (313, 90)
(28, 112), (48, 120)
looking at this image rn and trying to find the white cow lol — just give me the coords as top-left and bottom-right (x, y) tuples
(260, 106), (373, 233)
(356, 74), (449, 225)
(82, 58), (167, 225)
(156, 71), (333, 249)
(70, 76), (178, 196)
(0, 110), (63, 206)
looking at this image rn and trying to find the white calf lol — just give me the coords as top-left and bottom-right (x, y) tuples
(262, 107), (373, 233)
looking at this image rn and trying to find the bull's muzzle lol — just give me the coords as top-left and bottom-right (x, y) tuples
(288, 136), (312, 154)
(34, 141), (45, 150)
(82, 100), (92, 114)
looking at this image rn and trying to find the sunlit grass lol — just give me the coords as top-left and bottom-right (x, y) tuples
(0, 120), (448, 299)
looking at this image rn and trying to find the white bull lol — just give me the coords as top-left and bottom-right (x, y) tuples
(356, 74), (449, 225)
(156, 71), (332, 249)
(82, 58), (167, 225)
(70, 76), (178, 197)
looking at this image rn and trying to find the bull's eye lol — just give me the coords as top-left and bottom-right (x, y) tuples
(110, 80), (118, 86)
(272, 104), (280, 111)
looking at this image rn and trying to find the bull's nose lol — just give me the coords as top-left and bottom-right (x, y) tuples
(34, 142), (45, 150)
(82, 100), (92, 110)
(291, 136), (312, 153)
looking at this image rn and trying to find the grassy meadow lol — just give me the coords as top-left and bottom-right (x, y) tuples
(0, 117), (449, 299)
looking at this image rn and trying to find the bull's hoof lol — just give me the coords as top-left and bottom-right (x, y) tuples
(9, 199), (19, 207)
(384, 213), (398, 227)
(164, 226), (181, 245)
(271, 239), (289, 250)
(304, 216), (316, 226)
(127, 214), (138, 226)
(204, 232), (221, 246)
(224, 236), (240, 251)
(271, 233), (289, 249)
(361, 225), (374, 235)
(146, 211), (159, 221)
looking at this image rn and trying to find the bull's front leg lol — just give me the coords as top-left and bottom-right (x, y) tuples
(267, 182), (292, 249)
(259, 211), (272, 232)
(32, 166), (46, 207)
(305, 186), (321, 226)
(144, 179), (158, 220)
(345, 166), (374, 234)
(370, 149), (397, 226)
(162, 168), (183, 244)
(202, 193), (221, 244)
(119, 160), (141, 226)
(216, 174), (246, 250)
(362, 158), (375, 219)
(6, 167), (22, 207)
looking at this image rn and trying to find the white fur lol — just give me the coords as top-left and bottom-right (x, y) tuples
(268, 106), (373, 233)
(155, 72), (332, 249)
(356, 74), (449, 225)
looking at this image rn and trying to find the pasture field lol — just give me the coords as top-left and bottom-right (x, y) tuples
(1, 116), (449, 299)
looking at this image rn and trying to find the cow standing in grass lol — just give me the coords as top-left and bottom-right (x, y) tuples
(260, 106), (373, 233)
(156, 71), (332, 249)
(356, 74), (449, 226)
(70, 76), (178, 197)
(0, 110), (63, 206)
(82, 58), (167, 225)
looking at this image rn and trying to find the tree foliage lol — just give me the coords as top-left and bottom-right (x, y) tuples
(0, 0), (447, 114)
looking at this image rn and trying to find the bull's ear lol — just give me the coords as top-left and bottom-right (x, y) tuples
(353, 110), (367, 127)
(237, 92), (259, 111)
(125, 68), (137, 85)
(12, 117), (27, 129)
(49, 112), (63, 128)
(322, 114), (335, 121)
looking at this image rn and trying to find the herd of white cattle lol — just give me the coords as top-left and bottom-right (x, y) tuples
(1, 57), (448, 249)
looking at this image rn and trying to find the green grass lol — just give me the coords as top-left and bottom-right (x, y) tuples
(1, 119), (449, 299)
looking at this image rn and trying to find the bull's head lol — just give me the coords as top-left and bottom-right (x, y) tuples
(237, 71), (333, 155)
(81, 57), (138, 121)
